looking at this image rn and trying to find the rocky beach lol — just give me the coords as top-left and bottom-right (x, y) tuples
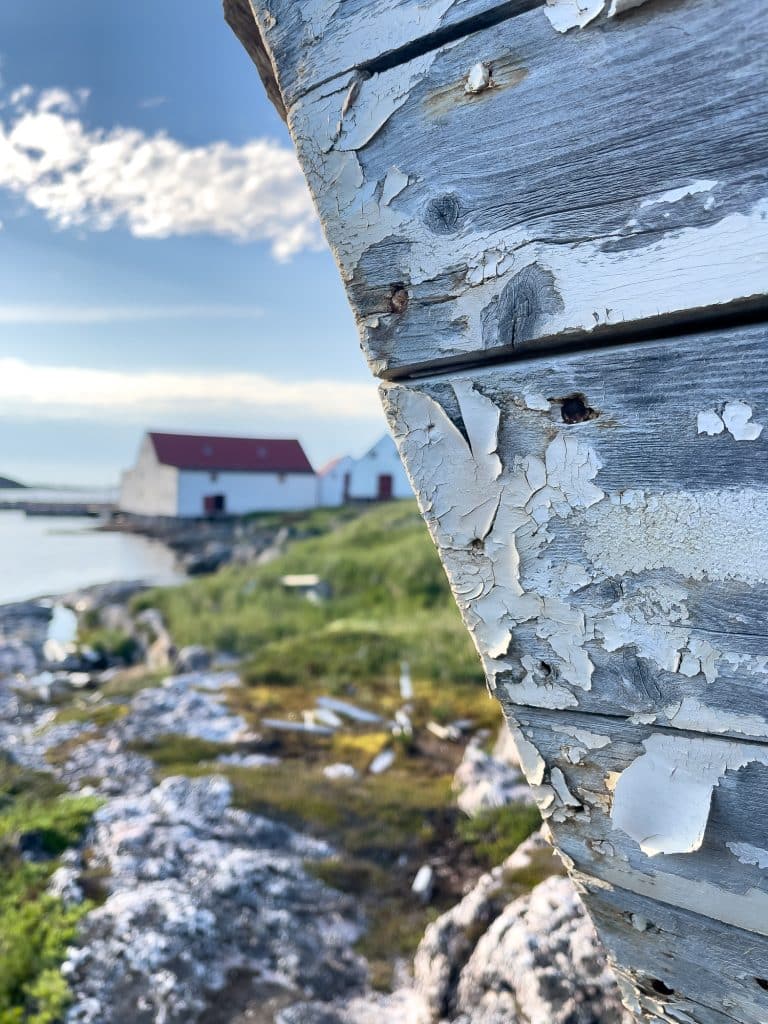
(0, 505), (631, 1024)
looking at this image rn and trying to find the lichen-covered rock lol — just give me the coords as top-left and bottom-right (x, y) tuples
(63, 775), (366, 1024)
(117, 672), (251, 744)
(452, 737), (534, 818)
(452, 874), (631, 1023)
(411, 832), (630, 1024)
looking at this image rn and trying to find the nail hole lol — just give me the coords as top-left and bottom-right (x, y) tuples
(469, 537), (485, 551)
(649, 979), (674, 996)
(756, 978), (768, 991)
(389, 284), (409, 314)
(558, 393), (599, 424)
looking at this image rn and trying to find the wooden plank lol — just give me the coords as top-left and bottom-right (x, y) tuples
(506, 706), (768, 1019)
(245, 0), (541, 111)
(381, 323), (768, 741)
(508, 707), (768, 936)
(223, 0), (287, 120)
(284, 0), (768, 377)
(578, 881), (768, 1023)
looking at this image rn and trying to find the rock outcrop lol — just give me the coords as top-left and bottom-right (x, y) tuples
(63, 776), (366, 1024)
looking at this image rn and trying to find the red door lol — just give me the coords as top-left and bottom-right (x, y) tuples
(377, 474), (393, 501)
(203, 494), (226, 516)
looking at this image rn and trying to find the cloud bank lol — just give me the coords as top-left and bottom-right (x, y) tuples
(0, 87), (324, 260)
(0, 304), (263, 325)
(0, 357), (380, 423)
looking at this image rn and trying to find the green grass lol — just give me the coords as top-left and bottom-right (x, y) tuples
(133, 501), (483, 693)
(52, 702), (128, 729)
(456, 803), (542, 868)
(0, 758), (100, 1024)
(76, 627), (141, 665)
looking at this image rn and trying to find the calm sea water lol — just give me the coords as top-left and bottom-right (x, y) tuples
(0, 507), (180, 604)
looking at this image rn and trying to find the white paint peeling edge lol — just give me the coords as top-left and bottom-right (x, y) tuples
(726, 842), (768, 870)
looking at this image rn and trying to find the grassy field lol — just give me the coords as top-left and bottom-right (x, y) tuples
(126, 501), (541, 987)
(133, 501), (484, 693)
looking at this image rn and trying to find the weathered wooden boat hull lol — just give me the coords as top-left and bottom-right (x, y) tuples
(226, 1), (768, 1019)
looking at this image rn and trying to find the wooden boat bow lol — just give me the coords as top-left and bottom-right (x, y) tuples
(226, 1), (768, 1019)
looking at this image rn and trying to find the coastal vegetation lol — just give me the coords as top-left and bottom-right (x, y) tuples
(2, 499), (542, 1012)
(125, 500), (539, 986)
(0, 758), (99, 1024)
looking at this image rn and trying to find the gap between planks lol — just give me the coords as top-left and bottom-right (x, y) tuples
(360, 0), (543, 78)
(387, 299), (768, 383)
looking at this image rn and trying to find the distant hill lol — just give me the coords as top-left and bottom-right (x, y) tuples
(0, 476), (25, 489)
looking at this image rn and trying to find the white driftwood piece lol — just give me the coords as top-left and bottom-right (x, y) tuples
(226, 0), (768, 1019)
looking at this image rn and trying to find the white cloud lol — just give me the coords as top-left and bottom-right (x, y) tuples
(0, 357), (380, 422)
(0, 304), (263, 324)
(138, 96), (168, 110)
(0, 86), (324, 260)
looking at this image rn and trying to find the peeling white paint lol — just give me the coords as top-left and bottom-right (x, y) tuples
(584, 490), (768, 585)
(544, 0), (604, 32)
(597, 858), (768, 937)
(545, 0), (651, 32)
(726, 842), (768, 870)
(523, 393), (551, 412)
(628, 712), (657, 725)
(465, 246), (514, 286)
(381, 165), (409, 206)
(640, 179), (718, 209)
(607, 0), (651, 14)
(669, 698), (768, 741)
(507, 725), (546, 786)
(551, 766), (581, 807)
(555, 725), (611, 749)
(697, 409), (725, 436)
(722, 400), (764, 441)
(696, 402), (763, 440)
(382, 379), (606, 707)
(611, 733), (768, 857)
(294, 66), (768, 346)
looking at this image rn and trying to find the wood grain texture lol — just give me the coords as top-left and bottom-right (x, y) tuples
(223, 0), (287, 120)
(378, 321), (768, 1018)
(285, 0), (768, 377)
(579, 881), (768, 1023)
(382, 323), (768, 741)
(247, 0), (541, 110)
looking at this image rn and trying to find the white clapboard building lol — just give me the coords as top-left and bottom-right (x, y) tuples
(120, 431), (317, 518)
(317, 434), (412, 507)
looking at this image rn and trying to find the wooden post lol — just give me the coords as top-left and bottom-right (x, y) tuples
(226, 1), (768, 1019)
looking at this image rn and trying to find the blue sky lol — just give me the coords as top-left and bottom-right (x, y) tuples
(0, 0), (382, 485)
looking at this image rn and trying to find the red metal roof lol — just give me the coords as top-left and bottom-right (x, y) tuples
(148, 432), (314, 474)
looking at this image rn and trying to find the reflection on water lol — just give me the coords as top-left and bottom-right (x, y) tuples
(0, 511), (180, 604)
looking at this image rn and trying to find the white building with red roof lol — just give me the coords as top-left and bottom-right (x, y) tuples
(120, 431), (317, 518)
(316, 434), (412, 507)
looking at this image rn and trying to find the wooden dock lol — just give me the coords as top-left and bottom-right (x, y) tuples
(0, 500), (114, 517)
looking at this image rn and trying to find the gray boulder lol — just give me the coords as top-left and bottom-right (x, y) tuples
(451, 875), (632, 1024)
(452, 737), (534, 818)
(173, 645), (212, 673)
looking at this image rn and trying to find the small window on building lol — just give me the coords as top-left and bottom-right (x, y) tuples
(278, 473), (286, 483)
(210, 471), (218, 482)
